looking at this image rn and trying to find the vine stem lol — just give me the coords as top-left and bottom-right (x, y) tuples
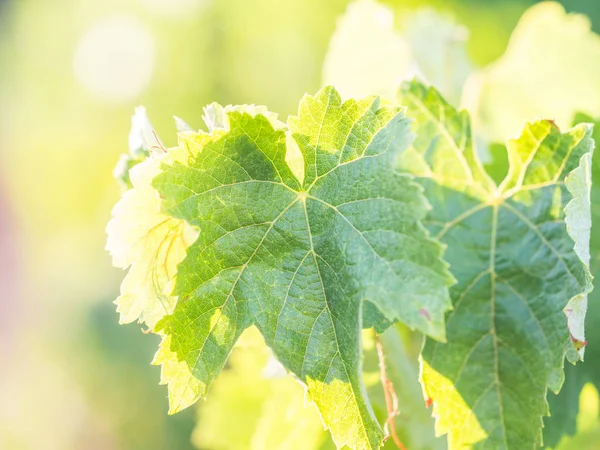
(375, 334), (407, 450)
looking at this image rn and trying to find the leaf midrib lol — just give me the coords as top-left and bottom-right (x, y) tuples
(428, 194), (576, 448)
(489, 204), (509, 449)
(301, 197), (373, 448)
(177, 161), (389, 447)
(178, 197), (300, 406)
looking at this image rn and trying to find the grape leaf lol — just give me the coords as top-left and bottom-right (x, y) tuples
(543, 112), (600, 447)
(458, 1), (600, 439)
(322, 0), (412, 101)
(463, 2), (600, 143)
(174, 116), (195, 133)
(106, 108), (199, 330)
(107, 103), (294, 400)
(323, 0), (471, 104)
(402, 8), (471, 105)
(112, 107), (158, 191)
(107, 107), (186, 329)
(398, 80), (593, 449)
(106, 104), (290, 331)
(151, 87), (454, 449)
(106, 157), (198, 330)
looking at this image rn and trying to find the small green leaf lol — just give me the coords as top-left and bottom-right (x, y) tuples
(399, 80), (593, 449)
(106, 149), (198, 330)
(174, 116), (195, 133)
(113, 107), (157, 191)
(152, 87), (453, 449)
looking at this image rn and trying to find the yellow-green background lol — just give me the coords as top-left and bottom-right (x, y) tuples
(1, 1), (599, 449)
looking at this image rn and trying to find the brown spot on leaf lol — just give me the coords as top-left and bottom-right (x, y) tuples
(570, 333), (588, 352)
(544, 119), (559, 130)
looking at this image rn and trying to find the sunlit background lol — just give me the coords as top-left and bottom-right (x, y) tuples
(2, 0), (600, 449)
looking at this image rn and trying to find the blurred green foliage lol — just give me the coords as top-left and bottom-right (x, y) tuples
(2, 0), (600, 449)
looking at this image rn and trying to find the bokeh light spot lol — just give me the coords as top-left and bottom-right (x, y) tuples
(73, 15), (155, 103)
(141, 0), (209, 17)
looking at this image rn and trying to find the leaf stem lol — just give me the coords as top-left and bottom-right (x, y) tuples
(375, 334), (407, 450)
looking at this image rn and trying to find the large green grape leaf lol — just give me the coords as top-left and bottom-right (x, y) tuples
(463, 1), (600, 143)
(399, 80), (593, 449)
(480, 112), (600, 448)
(151, 87), (454, 450)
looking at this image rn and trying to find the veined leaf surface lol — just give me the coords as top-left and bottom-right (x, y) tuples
(399, 80), (593, 449)
(106, 106), (198, 330)
(151, 87), (454, 449)
(543, 113), (600, 447)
